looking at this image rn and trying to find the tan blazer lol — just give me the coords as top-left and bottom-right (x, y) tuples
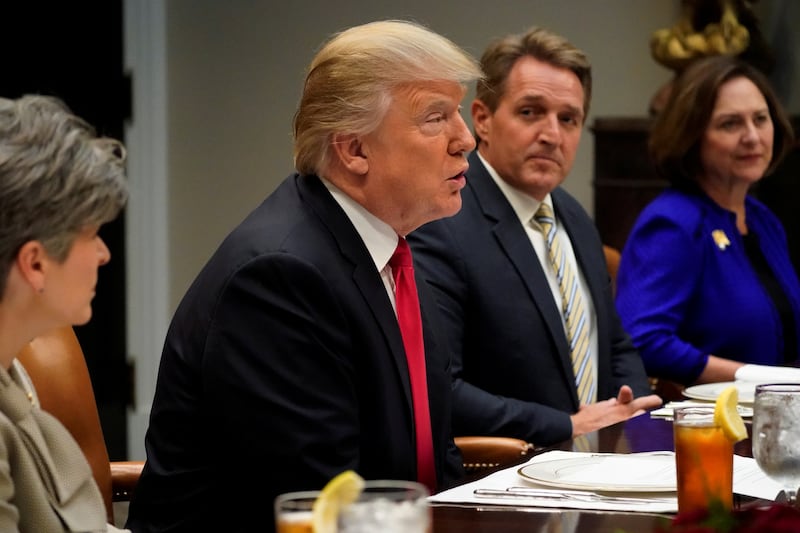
(0, 361), (124, 532)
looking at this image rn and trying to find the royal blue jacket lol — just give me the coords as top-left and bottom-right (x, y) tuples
(616, 188), (800, 384)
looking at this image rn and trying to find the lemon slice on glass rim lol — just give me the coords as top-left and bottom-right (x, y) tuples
(312, 470), (365, 533)
(714, 385), (748, 442)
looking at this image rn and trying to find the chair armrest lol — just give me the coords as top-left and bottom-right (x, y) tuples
(111, 460), (144, 502)
(454, 436), (534, 473)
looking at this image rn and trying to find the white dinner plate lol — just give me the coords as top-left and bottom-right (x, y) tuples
(683, 380), (800, 405)
(517, 453), (676, 492)
(651, 401), (753, 419)
(683, 381), (757, 405)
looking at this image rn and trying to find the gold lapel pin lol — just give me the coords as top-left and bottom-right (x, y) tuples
(712, 229), (730, 251)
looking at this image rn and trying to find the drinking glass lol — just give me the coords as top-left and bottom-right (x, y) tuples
(274, 490), (317, 533)
(339, 480), (430, 533)
(673, 405), (734, 513)
(752, 383), (800, 505)
(274, 480), (430, 533)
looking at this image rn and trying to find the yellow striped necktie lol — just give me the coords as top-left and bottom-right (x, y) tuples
(534, 203), (596, 405)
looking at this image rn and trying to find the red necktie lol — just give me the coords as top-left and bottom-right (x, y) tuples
(389, 237), (437, 492)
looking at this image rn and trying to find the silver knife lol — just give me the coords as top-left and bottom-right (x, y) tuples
(473, 488), (669, 505)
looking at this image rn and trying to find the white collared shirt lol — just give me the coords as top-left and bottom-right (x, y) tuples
(320, 178), (401, 314)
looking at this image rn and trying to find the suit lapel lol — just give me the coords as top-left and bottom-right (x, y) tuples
(466, 154), (576, 393)
(298, 175), (413, 405)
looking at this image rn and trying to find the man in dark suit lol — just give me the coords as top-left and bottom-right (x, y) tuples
(126, 20), (481, 532)
(408, 27), (661, 447)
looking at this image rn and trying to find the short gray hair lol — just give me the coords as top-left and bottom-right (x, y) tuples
(293, 19), (482, 175)
(0, 94), (128, 297)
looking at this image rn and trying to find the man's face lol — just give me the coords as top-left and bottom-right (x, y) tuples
(473, 56), (585, 200)
(358, 80), (475, 236)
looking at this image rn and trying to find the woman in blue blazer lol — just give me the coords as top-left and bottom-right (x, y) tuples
(616, 56), (800, 386)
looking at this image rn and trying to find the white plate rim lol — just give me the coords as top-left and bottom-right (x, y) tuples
(517, 455), (676, 492)
(683, 381), (756, 404)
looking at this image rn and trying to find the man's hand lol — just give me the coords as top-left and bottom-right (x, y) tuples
(570, 385), (662, 437)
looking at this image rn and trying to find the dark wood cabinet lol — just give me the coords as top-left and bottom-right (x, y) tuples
(591, 117), (663, 253)
(592, 116), (800, 271)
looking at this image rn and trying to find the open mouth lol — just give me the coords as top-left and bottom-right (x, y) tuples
(449, 165), (468, 180)
(448, 171), (468, 185)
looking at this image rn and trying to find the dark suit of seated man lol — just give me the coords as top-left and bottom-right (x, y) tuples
(126, 20), (482, 533)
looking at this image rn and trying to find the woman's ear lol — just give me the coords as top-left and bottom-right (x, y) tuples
(331, 133), (369, 175)
(15, 241), (48, 293)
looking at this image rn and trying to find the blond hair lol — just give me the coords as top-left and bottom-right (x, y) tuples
(293, 20), (482, 175)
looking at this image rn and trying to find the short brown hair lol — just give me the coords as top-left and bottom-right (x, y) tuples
(649, 55), (795, 187)
(476, 27), (592, 120)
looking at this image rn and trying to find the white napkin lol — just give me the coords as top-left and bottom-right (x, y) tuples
(734, 364), (800, 383)
(734, 455), (785, 501)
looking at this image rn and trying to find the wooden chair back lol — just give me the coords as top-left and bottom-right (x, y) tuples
(454, 436), (534, 474)
(603, 244), (621, 296)
(16, 326), (115, 521)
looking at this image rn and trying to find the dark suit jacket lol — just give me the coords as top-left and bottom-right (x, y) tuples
(126, 174), (463, 533)
(408, 152), (651, 446)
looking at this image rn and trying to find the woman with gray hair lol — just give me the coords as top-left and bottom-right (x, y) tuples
(0, 94), (128, 531)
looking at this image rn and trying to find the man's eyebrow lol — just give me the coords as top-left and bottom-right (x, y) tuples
(515, 94), (544, 105)
(563, 103), (583, 116)
(515, 94), (583, 116)
(416, 98), (455, 117)
(425, 98), (455, 110)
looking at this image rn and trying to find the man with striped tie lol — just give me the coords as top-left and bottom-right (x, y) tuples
(409, 27), (661, 447)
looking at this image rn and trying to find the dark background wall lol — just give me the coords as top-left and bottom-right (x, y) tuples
(1, 1), (129, 460)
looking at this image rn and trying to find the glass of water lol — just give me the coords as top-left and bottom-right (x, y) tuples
(339, 480), (430, 533)
(752, 383), (800, 505)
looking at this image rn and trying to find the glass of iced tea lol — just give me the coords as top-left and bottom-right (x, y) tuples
(274, 490), (317, 533)
(673, 405), (734, 513)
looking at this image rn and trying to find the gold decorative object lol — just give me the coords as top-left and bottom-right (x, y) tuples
(712, 229), (731, 251)
(651, 0), (750, 72)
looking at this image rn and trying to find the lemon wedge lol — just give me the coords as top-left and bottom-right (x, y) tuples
(311, 470), (365, 533)
(714, 385), (747, 442)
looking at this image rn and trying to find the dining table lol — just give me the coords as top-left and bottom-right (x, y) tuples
(431, 410), (757, 532)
